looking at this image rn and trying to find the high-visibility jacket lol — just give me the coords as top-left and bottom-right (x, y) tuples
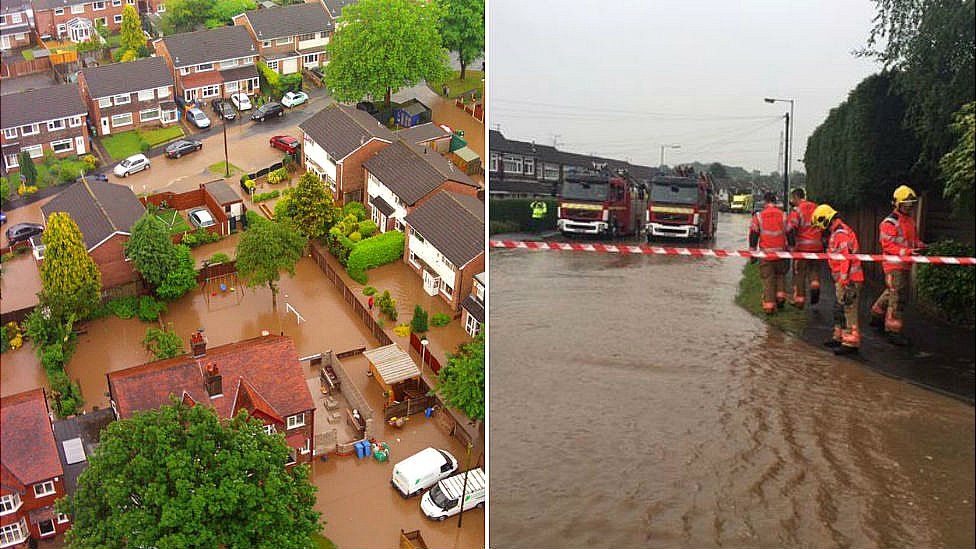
(530, 201), (548, 219)
(787, 199), (824, 252)
(879, 210), (921, 273)
(750, 204), (787, 253)
(827, 219), (864, 286)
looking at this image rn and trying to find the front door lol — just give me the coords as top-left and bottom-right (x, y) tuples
(100, 117), (110, 135)
(75, 135), (86, 154)
(422, 271), (439, 296)
(0, 36), (10, 50)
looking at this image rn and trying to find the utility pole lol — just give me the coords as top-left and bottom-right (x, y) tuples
(660, 144), (680, 170)
(222, 87), (230, 178)
(783, 112), (790, 212)
(456, 442), (473, 528)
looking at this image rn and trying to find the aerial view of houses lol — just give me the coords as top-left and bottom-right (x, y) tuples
(0, 0), (485, 547)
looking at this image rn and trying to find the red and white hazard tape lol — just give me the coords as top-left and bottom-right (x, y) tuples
(489, 240), (976, 265)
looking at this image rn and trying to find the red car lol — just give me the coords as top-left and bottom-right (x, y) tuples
(270, 135), (300, 154)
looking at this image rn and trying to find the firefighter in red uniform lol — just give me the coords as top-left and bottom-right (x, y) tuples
(749, 191), (790, 314)
(812, 204), (864, 355)
(786, 188), (823, 308)
(871, 185), (924, 346)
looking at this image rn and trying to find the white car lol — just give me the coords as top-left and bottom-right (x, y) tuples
(187, 207), (216, 228)
(187, 108), (211, 129)
(230, 93), (252, 111)
(113, 154), (150, 177)
(391, 448), (458, 498)
(280, 91), (309, 108)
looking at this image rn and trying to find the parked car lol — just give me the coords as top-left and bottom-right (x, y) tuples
(187, 108), (211, 129)
(391, 448), (458, 498)
(75, 173), (108, 183)
(269, 135), (300, 154)
(187, 207), (216, 228)
(281, 91), (309, 108)
(165, 139), (203, 159)
(211, 98), (237, 121)
(251, 102), (284, 122)
(420, 468), (486, 521)
(5, 222), (44, 245)
(356, 101), (377, 115)
(230, 93), (252, 111)
(113, 154), (150, 177)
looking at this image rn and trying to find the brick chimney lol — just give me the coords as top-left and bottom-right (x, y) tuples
(204, 362), (222, 397)
(190, 329), (207, 358)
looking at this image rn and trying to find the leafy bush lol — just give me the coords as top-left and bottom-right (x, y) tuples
(106, 296), (139, 319)
(489, 199), (557, 233)
(253, 190), (280, 202)
(393, 324), (411, 337)
(916, 239), (975, 326)
(210, 252), (231, 264)
(267, 167), (290, 185)
(348, 231), (362, 242)
(143, 327), (185, 360)
(377, 290), (397, 321)
(1, 322), (24, 353)
(181, 228), (221, 248)
(431, 313), (451, 327)
(346, 231), (405, 283)
(343, 201), (367, 220)
(410, 305), (429, 333)
(243, 178), (256, 193)
(359, 219), (378, 238)
(0, 176), (9, 204)
(362, 286), (377, 296)
(489, 220), (521, 235)
(137, 296), (167, 322)
(82, 154), (98, 170)
(156, 245), (199, 301)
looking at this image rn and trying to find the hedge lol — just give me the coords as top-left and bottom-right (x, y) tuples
(346, 230), (405, 283)
(489, 198), (558, 234)
(916, 239), (975, 327)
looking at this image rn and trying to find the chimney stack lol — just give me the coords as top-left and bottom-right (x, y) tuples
(204, 362), (222, 397)
(190, 329), (207, 358)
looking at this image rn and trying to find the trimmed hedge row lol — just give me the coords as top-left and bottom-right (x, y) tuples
(489, 198), (558, 234)
(346, 230), (405, 284)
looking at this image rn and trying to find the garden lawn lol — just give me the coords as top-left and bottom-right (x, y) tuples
(208, 161), (243, 176)
(311, 534), (337, 549)
(429, 70), (484, 99)
(101, 127), (185, 160)
(35, 158), (89, 189)
(154, 209), (192, 235)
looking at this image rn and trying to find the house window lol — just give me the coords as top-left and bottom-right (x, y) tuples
(57, 23), (67, 36)
(95, 17), (107, 27)
(20, 123), (38, 136)
(300, 438), (310, 454)
(2, 127), (16, 139)
(544, 163), (560, 181)
(97, 97), (112, 108)
(57, 513), (70, 524)
(440, 279), (454, 300)
(224, 81), (238, 93)
(297, 33), (316, 41)
(139, 108), (160, 122)
(261, 40), (271, 48)
(93, 1), (106, 10)
(111, 112), (133, 127)
(0, 493), (22, 515)
(137, 89), (154, 101)
(5, 154), (19, 168)
(47, 119), (66, 131)
(275, 37), (292, 46)
(156, 3), (165, 12)
(70, 116), (83, 127)
(71, 5), (84, 13)
(37, 519), (56, 536)
(11, 13), (20, 23)
(179, 67), (191, 75)
(55, 8), (65, 16)
(408, 251), (420, 269)
(503, 154), (522, 173)
(34, 480), (56, 497)
(266, 60), (278, 72)
(412, 229), (425, 244)
(161, 108), (178, 123)
(113, 0), (121, 5)
(219, 59), (237, 70)
(51, 139), (73, 153)
(157, 86), (171, 98)
(287, 413), (305, 429)
(465, 313), (481, 337)
(196, 63), (213, 72)
(524, 157), (535, 175)
(264, 424), (276, 435)
(22, 144), (43, 158)
(0, 521), (27, 546)
(114, 14), (123, 23)
(490, 152), (500, 172)
(302, 53), (318, 65)
(286, 448), (297, 465)
(201, 85), (219, 98)
(0, 15), (6, 25)
(114, 94), (131, 105)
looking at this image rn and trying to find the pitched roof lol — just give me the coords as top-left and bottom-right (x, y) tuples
(461, 295), (484, 323)
(363, 140), (475, 205)
(160, 26), (257, 68)
(31, 0), (87, 10)
(81, 56), (173, 99)
(1, 389), (63, 486)
(321, 0), (356, 17)
(108, 335), (314, 421)
(0, 0), (30, 15)
(299, 104), (394, 160)
(395, 122), (451, 145)
(242, 2), (333, 40)
(42, 180), (146, 250)
(52, 408), (115, 497)
(404, 192), (484, 267)
(0, 84), (86, 129)
(203, 180), (241, 205)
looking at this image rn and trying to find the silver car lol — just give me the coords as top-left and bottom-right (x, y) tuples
(187, 108), (211, 129)
(187, 207), (216, 228)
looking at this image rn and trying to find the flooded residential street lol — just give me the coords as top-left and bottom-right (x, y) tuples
(489, 213), (975, 548)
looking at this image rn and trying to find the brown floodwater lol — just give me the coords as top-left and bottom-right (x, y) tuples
(489, 213), (975, 548)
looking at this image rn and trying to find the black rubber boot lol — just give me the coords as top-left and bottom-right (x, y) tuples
(810, 288), (820, 305)
(886, 332), (911, 347)
(776, 300), (785, 310)
(823, 339), (842, 349)
(869, 314), (884, 329)
(833, 345), (859, 356)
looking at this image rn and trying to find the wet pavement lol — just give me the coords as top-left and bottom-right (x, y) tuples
(0, 344), (49, 398)
(489, 213), (975, 548)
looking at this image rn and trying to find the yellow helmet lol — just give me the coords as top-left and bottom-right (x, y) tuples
(811, 204), (837, 229)
(893, 185), (918, 205)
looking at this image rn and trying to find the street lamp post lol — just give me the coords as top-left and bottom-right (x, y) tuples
(659, 144), (681, 170)
(456, 441), (473, 528)
(764, 97), (794, 211)
(222, 87), (230, 178)
(420, 337), (429, 377)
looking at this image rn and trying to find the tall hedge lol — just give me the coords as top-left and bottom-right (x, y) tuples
(346, 230), (405, 283)
(488, 198), (557, 234)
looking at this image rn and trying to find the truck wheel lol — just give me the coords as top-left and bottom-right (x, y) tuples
(476, 502), (484, 509)
(436, 516), (447, 522)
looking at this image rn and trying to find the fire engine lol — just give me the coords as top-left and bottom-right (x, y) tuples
(556, 169), (646, 238)
(645, 168), (718, 241)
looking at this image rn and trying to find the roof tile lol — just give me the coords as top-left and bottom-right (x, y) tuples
(403, 192), (484, 267)
(1, 389), (63, 486)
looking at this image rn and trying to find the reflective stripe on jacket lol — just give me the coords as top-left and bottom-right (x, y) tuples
(750, 204), (787, 252)
(828, 220), (864, 286)
(879, 210), (919, 272)
(787, 199), (824, 252)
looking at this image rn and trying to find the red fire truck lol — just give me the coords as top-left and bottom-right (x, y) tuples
(557, 171), (646, 237)
(644, 169), (718, 241)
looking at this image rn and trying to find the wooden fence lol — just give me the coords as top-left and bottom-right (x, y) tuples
(432, 403), (479, 450)
(0, 55), (52, 78)
(384, 394), (436, 421)
(409, 332), (442, 374)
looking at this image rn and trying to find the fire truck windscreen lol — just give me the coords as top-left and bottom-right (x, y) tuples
(650, 182), (699, 204)
(561, 180), (609, 201)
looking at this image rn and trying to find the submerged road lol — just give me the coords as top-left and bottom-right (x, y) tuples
(489, 213), (975, 548)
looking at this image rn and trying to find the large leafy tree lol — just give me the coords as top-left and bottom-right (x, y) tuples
(59, 401), (321, 549)
(39, 213), (102, 321)
(434, 334), (484, 421)
(126, 211), (198, 300)
(119, 5), (145, 56)
(158, 0), (211, 34)
(283, 172), (340, 239)
(324, 0), (451, 106)
(939, 101), (975, 216)
(235, 217), (306, 311)
(440, 0), (484, 80)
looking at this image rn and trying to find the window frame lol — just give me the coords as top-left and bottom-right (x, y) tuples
(287, 412), (305, 429)
(37, 519), (56, 537)
(465, 312), (481, 337)
(137, 89), (154, 102)
(113, 14), (123, 23)
(111, 112), (133, 128)
(22, 144), (43, 158)
(70, 116), (82, 127)
(113, 93), (131, 105)
(0, 520), (27, 546)
(33, 480), (56, 498)
(50, 139), (74, 153)
(2, 127), (17, 139)
(92, 1), (106, 10)
(20, 123), (38, 136)
(139, 108), (160, 122)
(97, 97), (112, 108)
(47, 118), (66, 131)
(196, 62), (213, 72)
(264, 424), (276, 435)
(0, 493), (22, 515)
(57, 513), (70, 524)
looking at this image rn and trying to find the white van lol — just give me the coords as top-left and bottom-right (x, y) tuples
(391, 447), (458, 498)
(421, 468), (486, 521)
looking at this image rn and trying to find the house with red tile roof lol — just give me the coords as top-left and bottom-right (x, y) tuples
(1, 389), (70, 548)
(106, 334), (316, 465)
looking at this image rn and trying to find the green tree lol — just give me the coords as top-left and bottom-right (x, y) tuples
(708, 162), (728, 180)
(206, 0), (257, 28)
(39, 213), (102, 321)
(18, 152), (37, 186)
(126, 212), (198, 300)
(410, 304), (428, 333)
(440, 0), (484, 80)
(236, 218), (307, 311)
(0, 176), (9, 204)
(142, 326), (185, 359)
(119, 4), (145, 56)
(939, 101), (975, 216)
(324, 0), (450, 106)
(159, 0), (211, 34)
(59, 401), (322, 549)
(156, 244), (199, 301)
(284, 172), (340, 239)
(434, 334), (484, 421)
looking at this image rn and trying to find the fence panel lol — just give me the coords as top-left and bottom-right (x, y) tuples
(328, 351), (373, 421)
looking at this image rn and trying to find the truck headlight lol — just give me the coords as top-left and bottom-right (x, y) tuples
(602, 210), (609, 221)
(693, 213), (700, 225)
(557, 207), (561, 217)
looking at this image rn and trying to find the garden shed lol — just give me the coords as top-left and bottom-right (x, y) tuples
(394, 99), (431, 128)
(363, 344), (422, 406)
(450, 146), (482, 175)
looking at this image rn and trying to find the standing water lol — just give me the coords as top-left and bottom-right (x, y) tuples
(489, 213), (975, 548)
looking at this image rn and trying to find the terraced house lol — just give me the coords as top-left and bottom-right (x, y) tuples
(0, 0), (32, 52)
(31, 0), (132, 42)
(233, 2), (333, 75)
(154, 25), (259, 102)
(1, 389), (70, 548)
(78, 56), (178, 136)
(0, 84), (89, 173)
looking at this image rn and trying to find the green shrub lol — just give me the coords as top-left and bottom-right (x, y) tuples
(431, 313), (451, 327)
(362, 286), (377, 296)
(916, 240), (975, 327)
(210, 252), (231, 264)
(267, 167), (289, 185)
(410, 305), (429, 333)
(346, 230), (405, 283)
(106, 296), (139, 319)
(358, 219), (379, 238)
(0, 176), (9, 205)
(136, 295), (167, 322)
(489, 198), (558, 233)
(343, 201), (367, 220)
(489, 220), (521, 235)
(253, 189), (280, 202)
(143, 327), (185, 360)
(348, 231), (362, 242)
(377, 290), (397, 321)
(181, 228), (221, 248)
(243, 178), (256, 192)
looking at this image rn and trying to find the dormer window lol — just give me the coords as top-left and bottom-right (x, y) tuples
(275, 37), (292, 46)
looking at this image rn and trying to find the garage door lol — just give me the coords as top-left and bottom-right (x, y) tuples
(282, 58), (299, 74)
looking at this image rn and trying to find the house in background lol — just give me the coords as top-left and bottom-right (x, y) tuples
(78, 56), (177, 136)
(41, 179), (146, 290)
(0, 84), (89, 173)
(461, 272), (484, 338)
(395, 122), (452, 154)
(233, 2), (333, 75)
(1, 389), (71, 548)
(0, 0), (33, 52)
(107, 334), (317, 465)
(298, 104), (394, 205)
(363, 139), (479, 233)
(32, 0), (131, 42)
(154, 26), (259, 102)
(320, 0), (355, 19)
(402, 192), (485, 311)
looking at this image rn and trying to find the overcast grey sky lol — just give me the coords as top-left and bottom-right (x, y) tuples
(489, 0), (881, 173)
